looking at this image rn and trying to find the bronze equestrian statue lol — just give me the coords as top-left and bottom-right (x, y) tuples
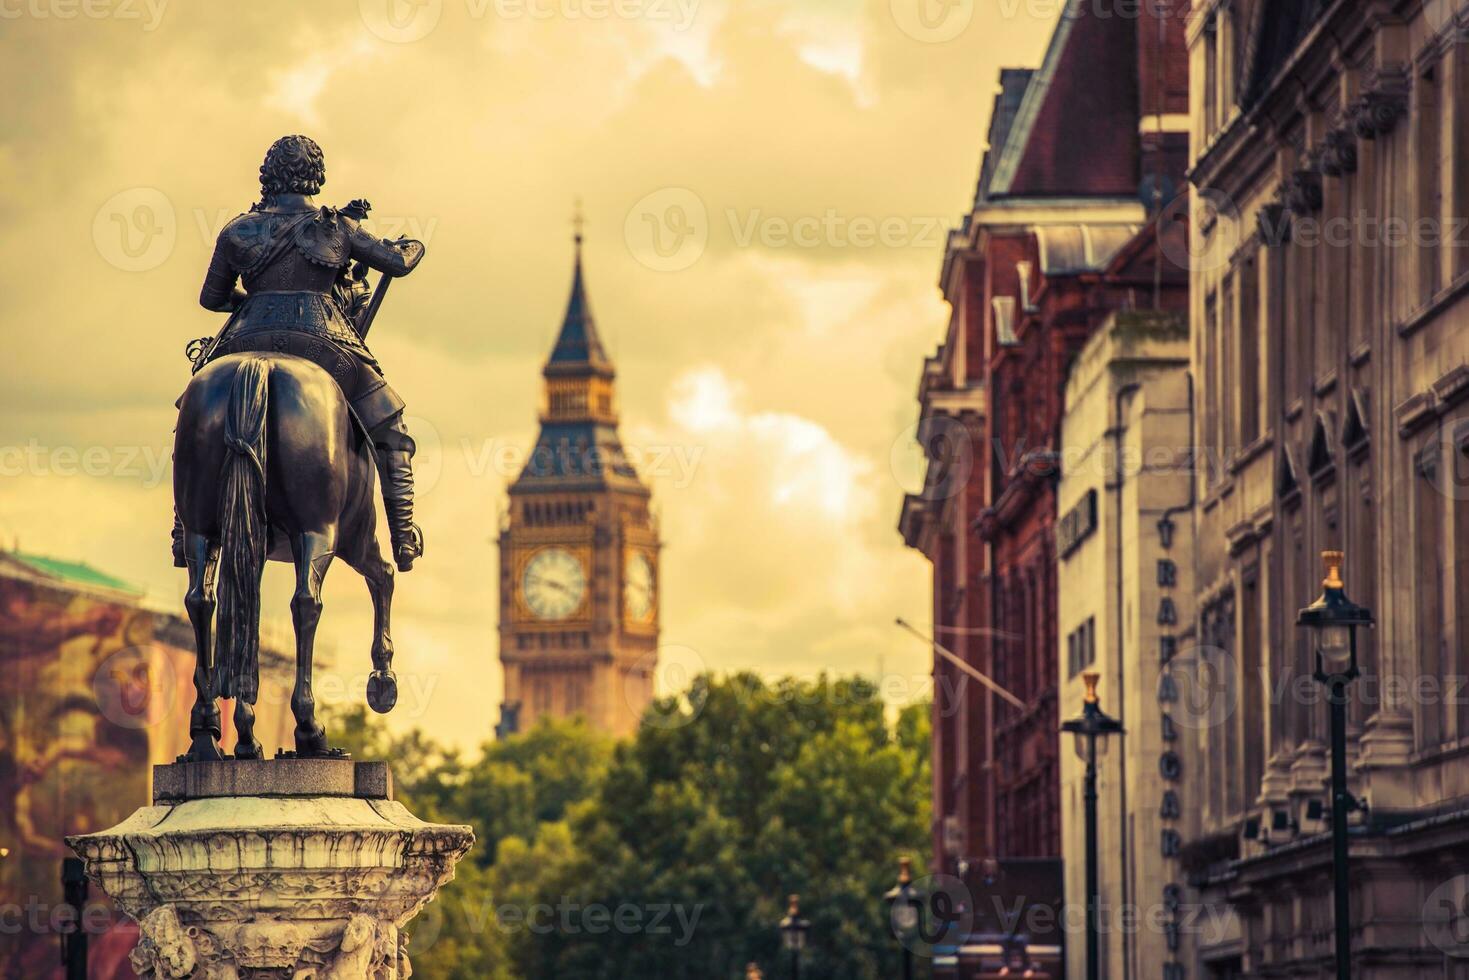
(172, 135), (424, 761)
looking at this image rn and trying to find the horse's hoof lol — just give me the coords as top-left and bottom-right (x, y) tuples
(183, 735), (225, 762)
(233, 739), (263, 761)
(367, 670), (398, 714)
(294, 725), (329, 757)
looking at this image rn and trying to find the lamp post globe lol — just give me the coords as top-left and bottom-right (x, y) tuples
(1297, 550), (1373, 980)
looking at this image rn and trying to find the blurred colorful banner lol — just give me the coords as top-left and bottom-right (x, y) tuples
(0, 550), (297, 978)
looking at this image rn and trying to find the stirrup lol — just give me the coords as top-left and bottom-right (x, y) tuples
(393, 523), (423, 573)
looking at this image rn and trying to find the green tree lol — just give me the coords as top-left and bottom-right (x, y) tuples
(501, 674), (932, 980)
(323, 676), (931, 980)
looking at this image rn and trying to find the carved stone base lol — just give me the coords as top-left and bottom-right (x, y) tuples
(67, 761), (473, 980)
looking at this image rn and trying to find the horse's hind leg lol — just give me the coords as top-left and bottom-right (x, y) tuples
(290, 530), (335, 756)
(351, 541), (397, 714)
(183, 531), (224, 762)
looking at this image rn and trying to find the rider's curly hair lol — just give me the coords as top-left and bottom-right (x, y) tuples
(259, 135), (325, 201)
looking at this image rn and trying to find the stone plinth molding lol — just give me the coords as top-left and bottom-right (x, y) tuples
(67, 761), (473, 980)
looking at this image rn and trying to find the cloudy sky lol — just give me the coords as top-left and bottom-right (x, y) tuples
(0, 0), (1054, 750)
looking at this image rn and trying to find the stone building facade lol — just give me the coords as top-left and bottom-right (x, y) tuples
(1055, 311), (1196, 980)
(1185, 0), (1469, 974)
(900, 2), (1189, 973)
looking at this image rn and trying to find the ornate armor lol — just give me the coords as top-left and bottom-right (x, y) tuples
(199, 204), (423, 432)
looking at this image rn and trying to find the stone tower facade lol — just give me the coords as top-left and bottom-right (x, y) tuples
(496, 237), (659, 739)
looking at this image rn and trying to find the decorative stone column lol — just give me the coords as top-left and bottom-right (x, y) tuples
(67, 759), (473, 980)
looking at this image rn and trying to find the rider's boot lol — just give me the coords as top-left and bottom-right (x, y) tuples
(373, 416), (422, 572)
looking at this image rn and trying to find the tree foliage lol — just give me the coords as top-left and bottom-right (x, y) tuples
(324, 672), (931, 979)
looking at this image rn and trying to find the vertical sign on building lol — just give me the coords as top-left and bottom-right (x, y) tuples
(1156, 514), (1186, 980)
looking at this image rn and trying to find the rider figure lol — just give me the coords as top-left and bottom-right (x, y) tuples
(177, 134), (426, 571)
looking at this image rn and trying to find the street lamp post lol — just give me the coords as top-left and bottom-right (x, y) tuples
(778, 893), (810, 980)
(1297, 550), (1372, 980)
(884, 856), (922, 980)
(1060, 672), (1123, 980)
(60, 858), (88, 980)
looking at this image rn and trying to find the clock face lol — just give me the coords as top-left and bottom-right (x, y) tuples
(624, 551), (655, 622)
(522, 547), (587, 621)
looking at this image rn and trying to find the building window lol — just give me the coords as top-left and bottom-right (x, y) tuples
(1240, 567), (1264, 804)
(1200, 592), (1237, 820)
(1453, 428), (1469, 739)
(1290, 211), (1317, 403)
(1066, 617), (1096, 678)
(1202, 17), (1218, 139)
(1220, 275), (1235, 456)
(1416, 444), (1446, 748)
(1203, 291), (1219, 482)
(1279, 506), (1307, 756)
(1345, 407), (1375, 730)
(1416, 60), (1443, 306)
(994, 295), (1018, 345)
(1238, 252), (1261, 445)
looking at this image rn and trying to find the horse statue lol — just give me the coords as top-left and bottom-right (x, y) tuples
(174, 353), (399, 761)
(172, 135), (425, 761)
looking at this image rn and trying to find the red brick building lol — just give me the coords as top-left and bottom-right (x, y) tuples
(899, 2), (1189, 973)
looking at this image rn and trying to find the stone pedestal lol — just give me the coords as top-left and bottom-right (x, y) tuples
(67, 760), (473, 980)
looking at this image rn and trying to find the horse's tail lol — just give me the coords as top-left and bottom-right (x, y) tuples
(215, 356), (270, 702)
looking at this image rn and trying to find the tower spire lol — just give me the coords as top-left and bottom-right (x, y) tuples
(546, 202), (612, 378)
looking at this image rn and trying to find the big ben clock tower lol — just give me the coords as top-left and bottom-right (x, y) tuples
(496, 230), (659, 739)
